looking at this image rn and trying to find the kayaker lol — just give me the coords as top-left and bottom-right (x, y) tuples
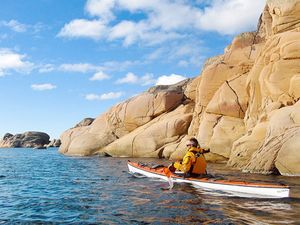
(168, 137), (210, 177)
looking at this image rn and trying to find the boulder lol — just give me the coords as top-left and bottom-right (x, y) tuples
(208, 116), (245, 159)
(100, 104), (193, 157)
(59, 80), (190, 156)
(243, 103), (300, 175)
(46, 139), (61, 148)
(275, 133), (300, 176)
(228, 122), (268, 168)
(0, 132), (50, 148)
(3, 133), (13, 140)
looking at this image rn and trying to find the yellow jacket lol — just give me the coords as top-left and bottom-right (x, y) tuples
(174, 146), (207, 173)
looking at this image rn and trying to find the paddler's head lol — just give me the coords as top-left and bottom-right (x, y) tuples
(186, 137), (198, 148)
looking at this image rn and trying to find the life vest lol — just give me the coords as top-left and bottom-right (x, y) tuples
(190, 148), (207, 175)
(173, 146), (208, 175)
(191, 153), (207, 175)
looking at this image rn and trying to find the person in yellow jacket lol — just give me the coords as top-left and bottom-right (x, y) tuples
(169, 137), (210, 177)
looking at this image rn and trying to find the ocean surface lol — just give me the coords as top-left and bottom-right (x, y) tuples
(0, 148), (299, 225)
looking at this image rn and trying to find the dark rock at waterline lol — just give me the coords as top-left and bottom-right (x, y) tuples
(34, 146), (47, 150)
(46, 139), (61, 148)
(0, 131), (50, 148)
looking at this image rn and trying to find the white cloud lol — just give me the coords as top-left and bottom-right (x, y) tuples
(108, 20), (139, 45)
(58, 0), (265, 44)
(100, 91), (123, 100)
(89, 71), (111, 81)
(85, 94), (100, 100)
(2, 20), (27, 32)
(116, 72), (138, 84)
(156, 74), (187, 85)
(85, 91), (123, 100)
(198, 0), (265, 34)
(1, 20), (48, 38)
(116, 72), (156, 86)
(35, 60), (139, 75)
(59, 63), (102, 73)
(0, 49), (33, 76)
(58, 19), (107, 40)
(109, 20), (182, 46)
(85, 0), (116, 22)
(116, 0), (265, 35)
(31, 83), (57, 91)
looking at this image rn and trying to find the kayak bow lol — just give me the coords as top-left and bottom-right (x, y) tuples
(128, 161), (290, 198)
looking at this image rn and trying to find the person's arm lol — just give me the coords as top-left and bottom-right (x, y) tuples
(203, 148), (210, 154)
(173, 155), (192, 173)
(181, 156), (192, 172)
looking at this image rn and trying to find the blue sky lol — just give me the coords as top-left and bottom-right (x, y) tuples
(0, 0), (265, 139)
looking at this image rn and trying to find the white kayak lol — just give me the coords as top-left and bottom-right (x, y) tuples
(128, 161), (290, 199)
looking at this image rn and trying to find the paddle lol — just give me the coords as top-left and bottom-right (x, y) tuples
(163, 167), (174, 190)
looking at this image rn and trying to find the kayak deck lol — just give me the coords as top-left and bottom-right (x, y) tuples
(128, 161), (290, 198)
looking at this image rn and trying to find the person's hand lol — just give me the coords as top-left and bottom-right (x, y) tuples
(204, 148), (210, 153)
(168, 163), (176, 172)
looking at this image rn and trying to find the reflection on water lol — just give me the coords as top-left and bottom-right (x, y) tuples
(197, 192), (295, 225)
(0, 148), (299, 224)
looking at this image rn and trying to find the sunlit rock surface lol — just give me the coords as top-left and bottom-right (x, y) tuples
(59, 80), (192, 156)
(59, 0), (300, 175)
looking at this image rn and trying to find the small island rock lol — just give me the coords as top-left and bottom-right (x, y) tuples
(0, 132), (50, 149)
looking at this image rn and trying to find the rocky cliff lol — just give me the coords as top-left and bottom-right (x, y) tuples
(59, 79), (194, 157)
(0, 132), (50, 148)
(59, 0), (300, 176)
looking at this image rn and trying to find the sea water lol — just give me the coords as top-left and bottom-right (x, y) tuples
(0, 148), (299, 224)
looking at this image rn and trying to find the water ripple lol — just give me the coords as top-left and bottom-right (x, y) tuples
(0, 148), (299, 224)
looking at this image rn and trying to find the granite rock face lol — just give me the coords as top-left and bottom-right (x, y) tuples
(59, 80), (192, 156)
(102, 104), (193, 157)
(59, 0), (300, 176)
(227, 1), (300, 175)
(0, 132), (50, 148)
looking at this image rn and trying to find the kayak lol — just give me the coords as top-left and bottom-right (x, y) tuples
(128, 161), (290, 198)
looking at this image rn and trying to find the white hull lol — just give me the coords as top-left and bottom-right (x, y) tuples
(128, 163), (290, 199)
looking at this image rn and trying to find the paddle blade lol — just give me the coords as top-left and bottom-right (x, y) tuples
(163, 168), (174, 190)
(168, 177), (174, 190)
(163, 168), (172, 178)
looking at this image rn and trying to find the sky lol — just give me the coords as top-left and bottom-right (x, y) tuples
(0, 0), (265, 139)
